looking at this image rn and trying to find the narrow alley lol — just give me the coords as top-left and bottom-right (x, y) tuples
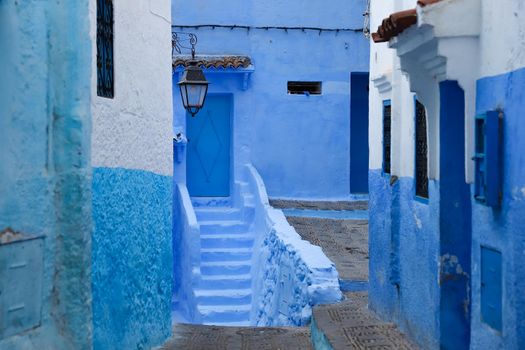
(1, 0), (524, 349)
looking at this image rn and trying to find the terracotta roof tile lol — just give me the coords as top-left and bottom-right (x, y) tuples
(372, 0), (443, 43)
(173, 55), (252, 69)
(372, 9), (417, 43)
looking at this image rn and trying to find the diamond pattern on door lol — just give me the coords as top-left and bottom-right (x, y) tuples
(186, 95), (231, 197)
(194, 111), (223, 183)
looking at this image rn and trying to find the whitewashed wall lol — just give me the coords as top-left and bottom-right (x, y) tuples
(89, 0), (173, 176)
(480, 0), (525, 77)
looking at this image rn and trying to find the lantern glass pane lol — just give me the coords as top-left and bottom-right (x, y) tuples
(179, 84), (189, 108)
(187, 84), (206, 108)
(199, 85), (208, 106)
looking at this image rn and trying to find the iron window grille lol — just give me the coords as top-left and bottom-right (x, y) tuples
(415, 100), (429, 198)
(97, 0), (114, 98)
(382, 101), (391, 175)
(287, 81), (322, 95)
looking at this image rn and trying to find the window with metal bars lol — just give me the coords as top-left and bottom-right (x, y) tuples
(382, 101), (391, 174)
(97, 0), (114, 98)
(415, 100), (429, 198)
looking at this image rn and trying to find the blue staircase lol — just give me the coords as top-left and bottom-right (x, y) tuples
(192, 184), (256, 326)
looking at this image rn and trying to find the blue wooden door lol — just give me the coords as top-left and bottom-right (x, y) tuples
(350, 72), (369, 194)
(187, 95), (231, 197)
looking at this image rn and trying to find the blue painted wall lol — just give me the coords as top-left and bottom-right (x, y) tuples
(368, 171), (440, 349)
(470, 67), (525, 350)
(369, 69), (525, 350)
(172, 0), (370, 199)
(92, 167), (173, 350)
(0, 1), (93, 348)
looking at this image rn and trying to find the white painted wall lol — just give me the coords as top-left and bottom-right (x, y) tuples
(369, 0), (395, 171)
(480, 0), (525, 77)
(90, 0), (173, 176)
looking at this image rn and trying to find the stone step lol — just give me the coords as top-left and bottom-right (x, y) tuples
(201, 247), (253, 262)
(201, 260), (252, 275)
(200, 220), (250, 235)
(191, 197), (232, 208)
(195, 288), (252, 305)
(195, 207), (243, 221)
(199, 274), (252, 289)
(198, 304), (252, 323)
(195, 206), (255, 222)
(243, 194), (255, 207)
(201, 233), (254, 249)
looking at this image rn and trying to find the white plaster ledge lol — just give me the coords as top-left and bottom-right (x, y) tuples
(371, 72), (392, 93)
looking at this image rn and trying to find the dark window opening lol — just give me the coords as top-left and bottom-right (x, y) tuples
(415, 100), (429, 198)
(287, 81), (322, 95)
(383, 101), (391, 174)
(97, 0), (114, 98)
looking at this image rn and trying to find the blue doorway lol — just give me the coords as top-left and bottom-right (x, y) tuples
(350, 72), (370, 194)
(187, 94), (232, 197)
(439, 80), (472, 350)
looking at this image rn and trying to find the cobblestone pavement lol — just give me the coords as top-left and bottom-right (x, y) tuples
(270, 199), (368, 211)
(286, 217), (369, 282)
(313, 292), (418, 349)
(160, 324), (313, 350)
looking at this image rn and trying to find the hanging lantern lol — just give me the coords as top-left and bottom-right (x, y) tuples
(177, 62), (209, 117)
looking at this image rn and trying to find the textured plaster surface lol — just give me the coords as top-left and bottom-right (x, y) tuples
(368, 170), (440, 350)
(0, 0), (93, 348)
(92, 167), (173, 350)
(172, 183), (201, 323)
(246, 166), (342, 327)
(480, 0), (525, 77)
(172, 0), (370, 199)
(469, 67), (525, 350)
(90, 0), (173, 176)
(89, 0), (174, 347)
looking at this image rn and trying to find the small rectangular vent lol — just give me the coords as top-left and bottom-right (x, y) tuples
(287, 81), (322, 95)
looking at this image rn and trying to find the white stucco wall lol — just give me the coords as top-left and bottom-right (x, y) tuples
(369, 0), (417, 178)
(368, 0), (394, 171)
(90, 0), (173, 176)
(480, 0), (525, 77)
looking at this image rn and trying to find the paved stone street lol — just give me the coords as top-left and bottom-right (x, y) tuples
(160, 324), (313, 350)
(312, 292), (417, 349)
(286, 217), (369, 282)
(270, 199), (368, 212)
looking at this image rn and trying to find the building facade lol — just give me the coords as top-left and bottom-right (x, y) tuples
(1, 1), (174, 349)
(172, 0), (370, 199)
(368, 0), (525, 349)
